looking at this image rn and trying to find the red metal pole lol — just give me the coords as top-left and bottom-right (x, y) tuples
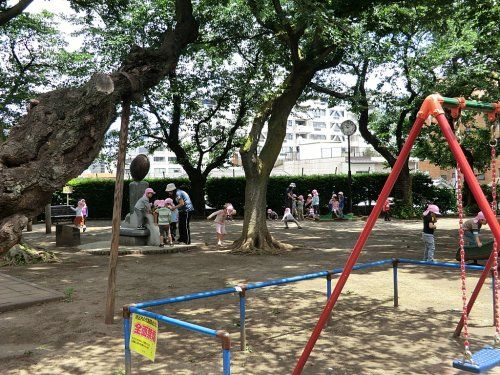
(434, 113), (500, 337)
(292, 115), (426, 374)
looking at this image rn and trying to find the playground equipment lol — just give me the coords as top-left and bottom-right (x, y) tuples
(123, 258), (490, 374)
(293, 95), (500, 374)
(455, 241), (495, 263)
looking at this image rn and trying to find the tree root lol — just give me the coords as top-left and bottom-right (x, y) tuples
(230, 234), (293, 255)
(1, 242), (59, 266)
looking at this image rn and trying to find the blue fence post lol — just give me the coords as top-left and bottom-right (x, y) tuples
(217, 331), (231, 375)
(326, 273), (332, 300)
(392, 259), (399, 308)
(123, 305), (133, 375)
(237, 286), (247, 351)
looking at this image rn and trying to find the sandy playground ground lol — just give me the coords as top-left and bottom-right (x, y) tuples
(1, 217), (500, 374)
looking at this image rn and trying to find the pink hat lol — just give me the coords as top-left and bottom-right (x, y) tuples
(312, 189), (318, 196)
(267, 208), (272, 213)
(164, 198), (174, 205)
(144, 188), (156, 197)
(284, 208), (291, 214)
(154, 200), (165, 207)
(225, 204), (236, 214)
(474, 211), (486, 223)
(298, 195), (304, 201)
(423, 204), (441, 216)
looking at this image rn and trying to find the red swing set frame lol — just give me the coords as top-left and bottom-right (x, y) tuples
(293, 94), (500, 374)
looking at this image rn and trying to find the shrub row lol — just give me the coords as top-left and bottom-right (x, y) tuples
(49, 173), (465, 219)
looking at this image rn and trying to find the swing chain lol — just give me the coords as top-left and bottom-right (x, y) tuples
(454, 114), (466, 144)
(491, 143), (500, 345)
(490, 124), (498, 147)
(463, 348), (476, 365)
(457, 166), (472, 353)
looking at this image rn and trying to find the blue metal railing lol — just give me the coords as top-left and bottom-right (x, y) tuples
(124, 258), (488, 374)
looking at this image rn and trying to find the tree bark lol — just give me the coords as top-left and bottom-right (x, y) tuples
(233, 66), (315, 253)
(188, 173), (207, 217)
(393, 161), (412, 202)
(0, 0), (198, 255)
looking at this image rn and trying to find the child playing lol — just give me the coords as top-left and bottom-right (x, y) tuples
(134, 188), (155, 229)
(422, 204), (441, 261)
(296, 195), (304, 221)
(282, 207), (302, 229)
(81, 199), (88, 232)
(463, 211), (488, 247)
(267, 208), (278, 220)
(338, 192), (345, 217)
(305, 194), (313, 209)
(207, 203), (236, 246)
(292, 194), (298, 218)
(71, 199), (86, 230)
(383, 198), (391, 221)
(164, 198), (178, 242)
(311, 189), (320, 217)
(156, 200), (173, 247)
(331, 195), (340, 219)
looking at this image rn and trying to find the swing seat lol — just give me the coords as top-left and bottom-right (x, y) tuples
(453, 346), (500, 373)
(455, 241), (495, 263)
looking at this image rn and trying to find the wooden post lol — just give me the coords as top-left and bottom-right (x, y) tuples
(45, 203), (52, 234)
(105, 97), (131, 324)
(26, 219), (32, 232)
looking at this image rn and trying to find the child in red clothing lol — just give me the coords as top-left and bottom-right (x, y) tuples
(383, 199), (391, 221)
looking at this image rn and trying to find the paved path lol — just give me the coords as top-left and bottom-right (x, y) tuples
(0, 273), (63, 312)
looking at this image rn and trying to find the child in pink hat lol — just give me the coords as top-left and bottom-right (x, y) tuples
(207, 203), (237, 246)
(422, 204), (441, 261)
(463, 211), (488, 247)
(134, 187), (155, 229)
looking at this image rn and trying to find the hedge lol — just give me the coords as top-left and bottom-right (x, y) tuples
(49, 172), (463, 219)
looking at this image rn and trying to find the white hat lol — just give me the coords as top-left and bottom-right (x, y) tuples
(290, 182), (296, 188)
(165, 183), (176, 192)
(338, 192), (343, 195)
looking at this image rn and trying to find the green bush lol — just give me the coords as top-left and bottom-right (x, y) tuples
(49, 172), (458, 219)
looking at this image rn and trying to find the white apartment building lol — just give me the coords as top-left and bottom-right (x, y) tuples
(82, 100), (406, 179)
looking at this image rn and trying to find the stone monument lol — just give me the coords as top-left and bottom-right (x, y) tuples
(119, 154), (160, 246)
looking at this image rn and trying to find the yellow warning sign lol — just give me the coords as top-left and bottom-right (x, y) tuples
(130, 314), (158, 361)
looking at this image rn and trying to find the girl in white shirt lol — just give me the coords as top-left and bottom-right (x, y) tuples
(207, 203), (236, 246)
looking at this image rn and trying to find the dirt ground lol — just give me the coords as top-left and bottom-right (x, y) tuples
(1, 217), (500, 375)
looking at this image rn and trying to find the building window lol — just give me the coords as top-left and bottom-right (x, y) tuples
(285, 133), (293, 140)
(331, 135), (342, 143)
(296, 134), (307, 139)
(287, 120), (293, 127)
(168, 157), (177, 163)
(331, 122), (341, 131)
(310, 134), (326, 140)
(168, 168), (181, 174)
(477, 174), (485, 180)
(313, 121), (326, 130)
(153, 156), (165, 162)
(329, 110), (344, 119)
(295, 120), (306, 126)
(311, 108), (326, 118)
(154, 168), (166, 176)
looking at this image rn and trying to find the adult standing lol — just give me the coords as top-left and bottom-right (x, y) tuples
(285, 182), (296, 211)
(165, 183), (194, 244)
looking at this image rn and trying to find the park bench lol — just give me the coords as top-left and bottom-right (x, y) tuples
(50, 205), (76, 224)
(49, 205), (80, 246)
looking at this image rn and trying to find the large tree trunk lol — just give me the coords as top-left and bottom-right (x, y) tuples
(233, 66), (316, 254)
(232, 174), (288, 254)
(393, 161), (412, 203)
(0, 0), (198, 254)
(188, 173), (207, 217)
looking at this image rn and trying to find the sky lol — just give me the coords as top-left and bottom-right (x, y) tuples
(25, 0), (84, 52)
